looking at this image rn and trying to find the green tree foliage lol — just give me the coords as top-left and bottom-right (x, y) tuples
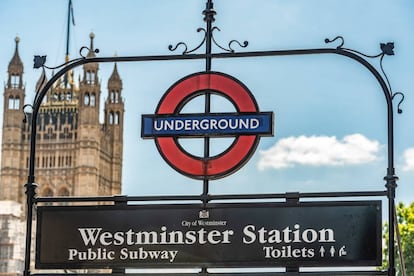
(383, 202), (414, 275)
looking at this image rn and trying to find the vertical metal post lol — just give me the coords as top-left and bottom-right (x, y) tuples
(23, 113), (39, 276)
(202, 0), (215, 205)
(386, 169), (398, 276)
(339, 49), (399, 276)
(23, 184), (36, 276)
(384, 72), (397, 276)
(204, 0), (214, 72)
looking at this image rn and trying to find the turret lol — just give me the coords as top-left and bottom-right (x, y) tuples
(75, 33), (102, 196)
(4, 37), (25, 113)
(105, 63), (124, 128)
(0, 37), (26, 201)
(79, 32), (100, 125)
(105, 63), (124, 195)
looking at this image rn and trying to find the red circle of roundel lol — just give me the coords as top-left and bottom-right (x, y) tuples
(155, 71), (260, 180)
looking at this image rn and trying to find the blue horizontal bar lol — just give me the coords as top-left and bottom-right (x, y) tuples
(141, 112), (273, 138)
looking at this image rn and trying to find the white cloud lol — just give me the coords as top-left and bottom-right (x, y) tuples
(258, 134), (381, 170)
(402, 148), (414, 171)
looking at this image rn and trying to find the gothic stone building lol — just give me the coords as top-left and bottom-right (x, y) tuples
(0, 34), (124, 275)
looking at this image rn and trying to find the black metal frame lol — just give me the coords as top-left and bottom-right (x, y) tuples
(23, 0), (404, 275)
(35, 200), (382, 270)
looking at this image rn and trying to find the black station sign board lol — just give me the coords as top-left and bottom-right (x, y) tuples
(36, 201), (381, 269)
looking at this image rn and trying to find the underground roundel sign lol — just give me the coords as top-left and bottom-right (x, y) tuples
(141, 72), (273, 180)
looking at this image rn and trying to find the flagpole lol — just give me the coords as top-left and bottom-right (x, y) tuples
(65, 0), (75, 90)
(66, 0), (72, 63)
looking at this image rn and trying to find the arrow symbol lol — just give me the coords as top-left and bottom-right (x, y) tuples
(330, 246), (336, 257)
(319, 246), (325, 257)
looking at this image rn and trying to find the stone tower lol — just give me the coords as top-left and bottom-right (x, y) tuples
(0, 37), (26, 203)
(0, 33), (125, 204)
(104, 62), (124, 195)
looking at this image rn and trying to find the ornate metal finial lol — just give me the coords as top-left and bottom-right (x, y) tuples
(203, 0), (216, 23)
(169, 0), (248, 55)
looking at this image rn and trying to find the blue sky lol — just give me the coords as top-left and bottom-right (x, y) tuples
(0, 0), (413, 206)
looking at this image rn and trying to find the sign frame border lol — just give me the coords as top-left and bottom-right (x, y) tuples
(35, 200), (382, 270)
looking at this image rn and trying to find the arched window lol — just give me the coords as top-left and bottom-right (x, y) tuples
(90, 93), (96, 106)
(15, 97), (20, 109)
(86, 70), (95, 84)
(8, 96), (14, 109)
(11, 74), (19, 88)
(110, 90), (120, 103)
(115, 91), (119, 103)
(115, 112), (120, 125)
(84, 93), (90, 106)
(109, 111), (114, 124)
(8, 96), (20, 110)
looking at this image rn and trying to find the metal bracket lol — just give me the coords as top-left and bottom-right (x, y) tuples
(286, 192), (300, 204)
